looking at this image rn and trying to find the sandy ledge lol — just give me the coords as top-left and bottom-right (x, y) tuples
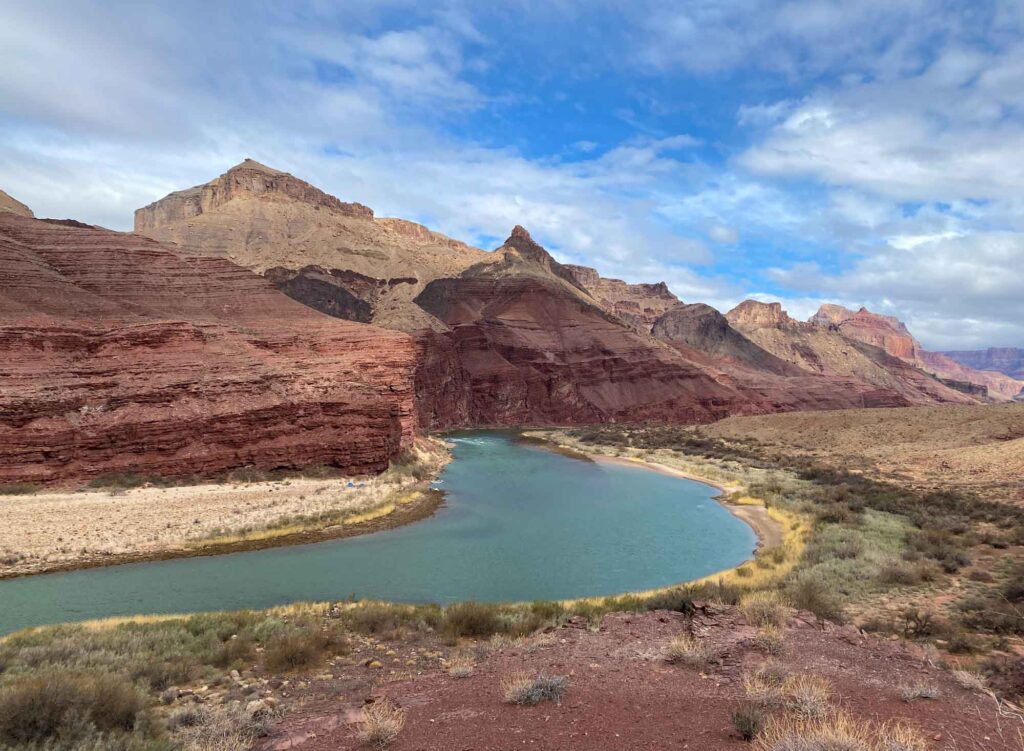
(0, 439), (450, 580)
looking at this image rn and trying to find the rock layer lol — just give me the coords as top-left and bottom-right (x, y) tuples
(727, 300), (977, 405)
(0, 189), (33, 218)
(810, 304), (1024, 400)
(0, 212), (420, 485)
(414, 231), (747, 426)
(941, 347), (1024, 380)
(564, 263), (683, 332)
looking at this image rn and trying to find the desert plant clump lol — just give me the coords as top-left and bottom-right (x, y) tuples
(950, 669), (986, 692)
(441, 601), (504, 640)
(171, 704), (276, 751)
(445, 652), (475, 678)
(357, 698), (406, 748)
(898, 681), (940, 702)
(262, 623), (349, 672)
(781, 674), (832, 719)
(741, 591), (787, 627)
(732, 701), (765, 741)
(0, 670), (149, 748)
(501, 672), (567, 705)
(664, 633), (715, 668)
(754, 711), (927, 751)
(753, 625), (787, 656)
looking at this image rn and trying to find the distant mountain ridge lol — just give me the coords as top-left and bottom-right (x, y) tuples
(941, 347), (1024, 381)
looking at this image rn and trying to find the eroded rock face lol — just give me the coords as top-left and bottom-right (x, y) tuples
(726, 300), (798, 330)
(135, 159), (373, 231)
(0, 189), (33, 218)
(414, 230), (748, 426)
(653, 304), (800, 376)
(726, 300), (978, 406)
(810, 304), (920, 360)
(564, 263), (683, 332)
(0, 213), (420, 485)
(810, 304), (1024, 400)
(134, 160), (488, 332)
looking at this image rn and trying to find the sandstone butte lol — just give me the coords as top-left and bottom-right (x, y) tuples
(0, 160), (1013, 485)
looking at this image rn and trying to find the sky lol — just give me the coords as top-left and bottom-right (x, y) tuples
(1, 1), (1022, 350)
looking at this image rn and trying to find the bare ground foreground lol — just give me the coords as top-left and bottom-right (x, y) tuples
(0, 438), (448, 578)
(700, 403), (1024, 504)
(255, 608), (1022, 751)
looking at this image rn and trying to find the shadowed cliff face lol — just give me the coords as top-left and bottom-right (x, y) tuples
(0, 212), (420, 485)
(653, 304), (801, 377)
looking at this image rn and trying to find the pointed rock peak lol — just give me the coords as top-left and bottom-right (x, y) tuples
(510, 224), (532, 241)
(503, 224), (549, 260)
(0, 188), (34, 218)
(227, 158), (286, 176)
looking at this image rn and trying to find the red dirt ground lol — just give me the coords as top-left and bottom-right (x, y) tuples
(255, 607), (1023, 751)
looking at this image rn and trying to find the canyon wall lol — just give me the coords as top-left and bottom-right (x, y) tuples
(0, 211), (420, 485)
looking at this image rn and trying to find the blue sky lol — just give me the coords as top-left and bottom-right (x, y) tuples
(2, 0), (1023, 349)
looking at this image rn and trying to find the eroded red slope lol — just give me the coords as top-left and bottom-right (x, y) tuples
(0, 213), (420, 484)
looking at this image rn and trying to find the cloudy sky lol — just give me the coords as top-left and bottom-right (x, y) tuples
(2, 0), (1022, 350)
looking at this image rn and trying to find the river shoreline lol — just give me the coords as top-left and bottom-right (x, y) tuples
(1, 430), (779, 586)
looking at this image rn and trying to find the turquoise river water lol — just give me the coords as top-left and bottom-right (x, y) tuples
(0, 432), (756, 635)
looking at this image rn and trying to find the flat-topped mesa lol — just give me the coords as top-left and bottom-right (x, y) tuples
(726, 300), (797, 330)
(134, 159), (373, 232)
(0, 189), (33, 218)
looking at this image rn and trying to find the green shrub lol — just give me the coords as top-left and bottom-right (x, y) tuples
(0, 671), (147, 747)
(731, 701), (764, 741)
(786, 575), (844, 623)
(263, 623), (348, 672)
(441, 602), (503, 639)
(0, 482), (39, 495)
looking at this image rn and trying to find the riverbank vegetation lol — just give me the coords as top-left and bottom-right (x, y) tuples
(554, 425), (1024, 656)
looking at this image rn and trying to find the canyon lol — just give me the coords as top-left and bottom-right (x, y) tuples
(0, 160), (1018, 484)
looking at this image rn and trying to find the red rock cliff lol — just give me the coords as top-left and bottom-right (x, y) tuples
(0, 212), (420, 485)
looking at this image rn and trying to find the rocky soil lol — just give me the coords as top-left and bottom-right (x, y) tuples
(241, 608), (1022, 751)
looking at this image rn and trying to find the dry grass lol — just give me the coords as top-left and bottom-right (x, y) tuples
(664, 633), (715, 668)
(753, 625), (788, 656)
(754, 711), (928, 751)
(951, 669), (987, 692)
(171, 704), (276, 751)
(898, 680), (940, 702)
(445, 652), (475, 678)
(782, 675), (833, 719)
(741, 591), (787, 627)
(357, 699), (406, 748)
(501, 672), (567, 705)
